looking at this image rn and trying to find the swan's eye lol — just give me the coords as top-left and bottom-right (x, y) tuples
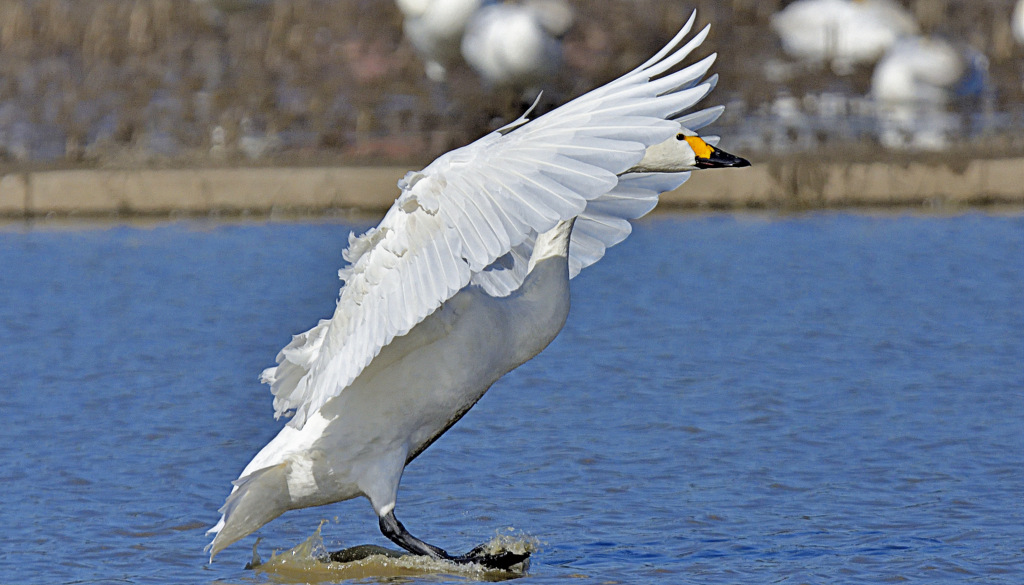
(676, 133), (685, 140)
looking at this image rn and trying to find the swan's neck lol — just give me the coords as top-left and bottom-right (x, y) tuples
(508, 218), (575, 366)
(527, 218), (575, 273)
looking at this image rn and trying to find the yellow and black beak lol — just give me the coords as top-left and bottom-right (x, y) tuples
(684, 135), (751, 169)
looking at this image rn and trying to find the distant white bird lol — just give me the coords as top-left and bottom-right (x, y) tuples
(1012, 0), (1024, 46)
(208, 13), (748, 567)
(872, 36), (988, 104)
(871, 36), (988, 150)
(771, 0), (918, 73)
(461, 0), (573, 89)
(237, 117), (280, 161)
(397, 0), (487, 81)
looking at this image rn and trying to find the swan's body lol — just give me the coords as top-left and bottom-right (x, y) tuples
(208, 13), (748, 563)
(771, 0), (917, 73)
(210, 221), (574, 556)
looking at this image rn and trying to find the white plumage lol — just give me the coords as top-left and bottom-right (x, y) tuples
(871, 36), (989, 151)
(871, 36), (987, 105)
(269, 19), (718, 431)
(1014, 0), (1024, 46)
(398, 0), (572, 89)
(461, 0), (572, 89)
(771, 0), (918, 73)
(208, 13), (747, 563)
(398, 0), (487, 81)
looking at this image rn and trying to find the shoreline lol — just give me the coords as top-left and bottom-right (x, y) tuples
(2, 158), (1023, 219)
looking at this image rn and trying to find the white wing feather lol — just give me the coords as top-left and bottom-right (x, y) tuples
(469, 100), (726, 297)
(267, 14), (719, 428)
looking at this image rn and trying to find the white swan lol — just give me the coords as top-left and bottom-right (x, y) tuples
(208, 13), (748, 566)
(871, 36), (988, 104)
(461, 0), (573, 89)
(1014, 0), (1024, 46)
(771, 0), (918, 73)
(397, 0), (488, 82)
(398, 0), (572, 89)
(871, 36), (989, 150)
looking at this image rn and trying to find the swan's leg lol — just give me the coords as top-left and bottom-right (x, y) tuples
(379, 510), (451, 560)
(378, 510), (531, 570)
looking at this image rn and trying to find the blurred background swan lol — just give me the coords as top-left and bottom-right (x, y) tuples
(770, 0), (918, 74)
(397, 0), (572, 95)
(871, 36), (989, 150)
(1014, 0), (1024, 46)
(1, 0), (1023, 163)
(461, 0), (573, 91)
(396, 0), (485, 82)
(871, 36), (988, 104)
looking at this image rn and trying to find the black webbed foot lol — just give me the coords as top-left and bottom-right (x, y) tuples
(378, 510), (530, 571)
(451, 543), (531, 570)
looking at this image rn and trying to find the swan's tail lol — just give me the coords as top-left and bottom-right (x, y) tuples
(206, 463), (291, 561)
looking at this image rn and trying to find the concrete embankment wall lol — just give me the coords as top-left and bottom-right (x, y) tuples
(2, 158), (1023, 218)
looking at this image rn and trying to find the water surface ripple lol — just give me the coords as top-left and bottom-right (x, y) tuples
(1, 213), (1021, 584)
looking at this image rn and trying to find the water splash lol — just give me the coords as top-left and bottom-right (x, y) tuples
(249, 522), (536, 582)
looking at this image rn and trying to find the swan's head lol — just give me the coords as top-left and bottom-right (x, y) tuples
(624, 129), (750, 174)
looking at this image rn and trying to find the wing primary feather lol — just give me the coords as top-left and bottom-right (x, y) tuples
(628, 11), (697, 74)
(664, 83), (714, 119)
(656, 54), (716, 96)
(460, 185), (510, 256)
(384, 269), (407, 334)
(531, 153), (618, 193)
(477, 185), (529, 244)
(491, 156), (598, 210)
(412, 248), (437, 319)
(461, 170), (560, 232)
(606, 54), (714, 103)
(401, 262), (424, 328)
(584, 82), (712, 123)
(429, 234), (456, 296)
(482, 168), (571, 226)
(421, 242), (445, 304)
(437, 238), (461, 296)
(403, 251), (426, 323)
(516, 138), (644, 168)
(438, 231), (469, 294)
(675, 105), (725, 131)
(699, 73), (719, 95)
(639, 24), (711, 81)
(442, 199), (492, 270)
(575, 212), (631, 243)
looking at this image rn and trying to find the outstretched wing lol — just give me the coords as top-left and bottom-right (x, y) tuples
(266, 14), (718, 428)
(469, 103), (726, 296)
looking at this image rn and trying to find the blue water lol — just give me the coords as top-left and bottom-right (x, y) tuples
(1, 212), (1021, 584)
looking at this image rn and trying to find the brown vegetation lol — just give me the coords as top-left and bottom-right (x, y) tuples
(0, 0), (1021, 170)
